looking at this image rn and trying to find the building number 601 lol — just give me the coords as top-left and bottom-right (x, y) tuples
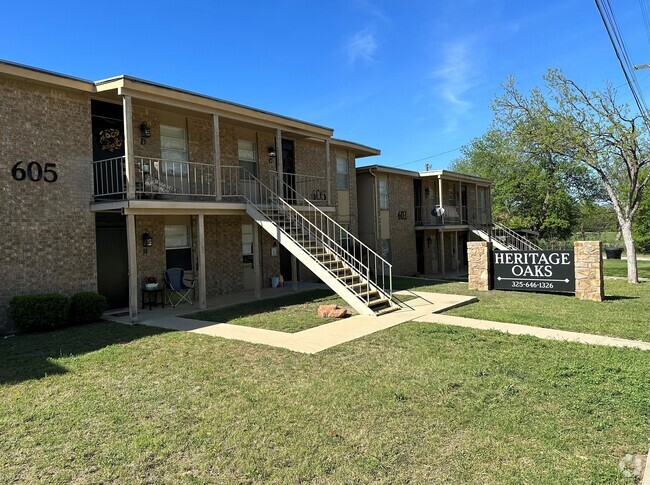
(11, 161), (58, 183)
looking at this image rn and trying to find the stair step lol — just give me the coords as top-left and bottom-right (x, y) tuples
(356, 290), (379, 300)
(375, 305), (399, 316)
(366, 298), (389, 308)
(339, 276), (361, 285)
(348, 281), (369, 290)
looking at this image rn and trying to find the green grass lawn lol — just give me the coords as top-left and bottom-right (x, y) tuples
(187, 289), (346, 333)
(1, 321), (647, 484)
(187, 290), (416, 333)
(604, 259), (650, 279)
(394, 277), (650, 342)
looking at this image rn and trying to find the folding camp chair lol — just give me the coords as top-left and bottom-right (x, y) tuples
(164, 268), (195, 307)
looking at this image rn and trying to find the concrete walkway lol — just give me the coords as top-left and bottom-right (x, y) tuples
(414, 313), (650, 351)
(107, 287), (650, 353)
(116, 290), (477, 354)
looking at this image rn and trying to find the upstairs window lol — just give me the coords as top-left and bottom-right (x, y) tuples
(238, 140), (258, 178)
(336, 154), (349, 189)
(161, 125), (188, 174)
(379, 180), (389, 209)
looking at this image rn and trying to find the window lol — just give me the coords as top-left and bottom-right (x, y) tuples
(238, 140), (258, 178)
(336, 154), (349, 189)
(242, 224), (253, 264)
(379, 179), (389, 209)
(165, 224), (192, 270)
(161, 125), (188, 174)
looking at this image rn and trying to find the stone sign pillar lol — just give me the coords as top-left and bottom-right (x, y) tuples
(574, 241), (604, 302)
(468, 241), (491, 291)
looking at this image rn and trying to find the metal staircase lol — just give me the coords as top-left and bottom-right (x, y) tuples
(240, 171), (399, 316)
(470, 221), (542, 251)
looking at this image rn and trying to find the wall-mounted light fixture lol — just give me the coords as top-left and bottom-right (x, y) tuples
(142, 232), (153, 254)
(424, 188), (430, 199)
(268, 146), (277, 163)
(427, 236), (432, 248)
(271, 240), (278, 257)
(140, 122), (151, 145)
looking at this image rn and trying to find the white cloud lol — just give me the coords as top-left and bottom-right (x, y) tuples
(346, 30), (378, 64)
(431, 40), (483, 132)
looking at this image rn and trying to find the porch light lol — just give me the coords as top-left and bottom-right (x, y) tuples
(140, 122), (152, 144)
(142, 232), (153, 248)
(427, 236), (432, 248)
(424, 188), (430, 199)
(267, 146), (277, 163)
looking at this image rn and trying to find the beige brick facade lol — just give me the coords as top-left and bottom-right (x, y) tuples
(1, 62), (377, 330)
(387, 174), (417, 275)
(0, 77), (96, 331)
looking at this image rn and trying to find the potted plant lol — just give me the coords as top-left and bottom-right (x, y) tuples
(145, 276), (158, 290)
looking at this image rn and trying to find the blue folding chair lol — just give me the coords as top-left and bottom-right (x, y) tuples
(164, 268), (195, 307)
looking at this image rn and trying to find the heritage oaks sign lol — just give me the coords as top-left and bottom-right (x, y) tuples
(492, 250), (575, 294)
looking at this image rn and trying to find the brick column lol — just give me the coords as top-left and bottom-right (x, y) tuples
(468, 241), (491, 291)
(574, 241), (604, 301)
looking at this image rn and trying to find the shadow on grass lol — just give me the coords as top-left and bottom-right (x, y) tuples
(0, 321), (171, 385)
(604, 295), (639, 301)
(187, 289), (335, 323)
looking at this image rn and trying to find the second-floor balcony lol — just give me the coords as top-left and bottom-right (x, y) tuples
(414, 204), (491, 227)
(92, 156), (330, 205)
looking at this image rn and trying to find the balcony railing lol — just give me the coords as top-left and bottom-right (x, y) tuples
(92, 158), (328, 204)
(269, 171), (328, 205)
(414, 204), (490, 226)
(93, 156), (216, 198)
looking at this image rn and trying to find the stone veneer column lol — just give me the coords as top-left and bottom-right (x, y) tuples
(574, 241), (604, 301)
(467, 241), (491, 291)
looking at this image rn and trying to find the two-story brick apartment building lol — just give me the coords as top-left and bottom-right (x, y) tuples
(1, 61), (397, 331)
(356, 165), (493, 278)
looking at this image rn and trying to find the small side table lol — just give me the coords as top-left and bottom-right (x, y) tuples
(142, 287), (165, 310)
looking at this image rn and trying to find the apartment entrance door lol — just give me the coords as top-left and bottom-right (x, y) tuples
(281, 139), (296, 201)
(95, 213), (129, 309)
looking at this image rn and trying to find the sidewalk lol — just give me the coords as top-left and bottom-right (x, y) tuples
(414, 313), (650, 351)
(111, 289), (650, 354)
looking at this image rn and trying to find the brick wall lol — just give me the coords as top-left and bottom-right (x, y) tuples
(0, 77), (96, 331)
(387, 174), (417, 275)
(135, 216), (166, 305)
(204, 215), (243, 295)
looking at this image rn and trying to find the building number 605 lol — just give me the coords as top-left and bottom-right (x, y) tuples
(11, 161), (58, 183)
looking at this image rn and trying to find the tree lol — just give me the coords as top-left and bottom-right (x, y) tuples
(451, 129), (580, 241)
(494, 70), (650, 283)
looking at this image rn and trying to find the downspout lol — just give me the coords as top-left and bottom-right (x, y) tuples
(369, 167), (379, 247)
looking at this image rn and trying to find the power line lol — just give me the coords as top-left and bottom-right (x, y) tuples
(392, 147), (461, 168)
(595, 0), (650, 127)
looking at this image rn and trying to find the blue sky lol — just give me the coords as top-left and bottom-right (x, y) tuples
(2, 1), (647, 170)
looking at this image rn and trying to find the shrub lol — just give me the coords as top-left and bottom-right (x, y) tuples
(69, 292), (108, 326)
(9, 294), (70, 332)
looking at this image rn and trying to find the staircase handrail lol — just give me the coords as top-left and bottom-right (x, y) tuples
(241, 171), (393, 303)
(491, 221), (542, 251)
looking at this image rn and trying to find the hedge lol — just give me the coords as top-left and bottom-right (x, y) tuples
(9, 292), (108, 332)
(9, 294), (70, 332)
(69, 292), (108, 325)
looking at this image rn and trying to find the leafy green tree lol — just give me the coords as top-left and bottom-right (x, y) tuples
(494, 70), (649, 283)
(451, 129), (579, 240)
